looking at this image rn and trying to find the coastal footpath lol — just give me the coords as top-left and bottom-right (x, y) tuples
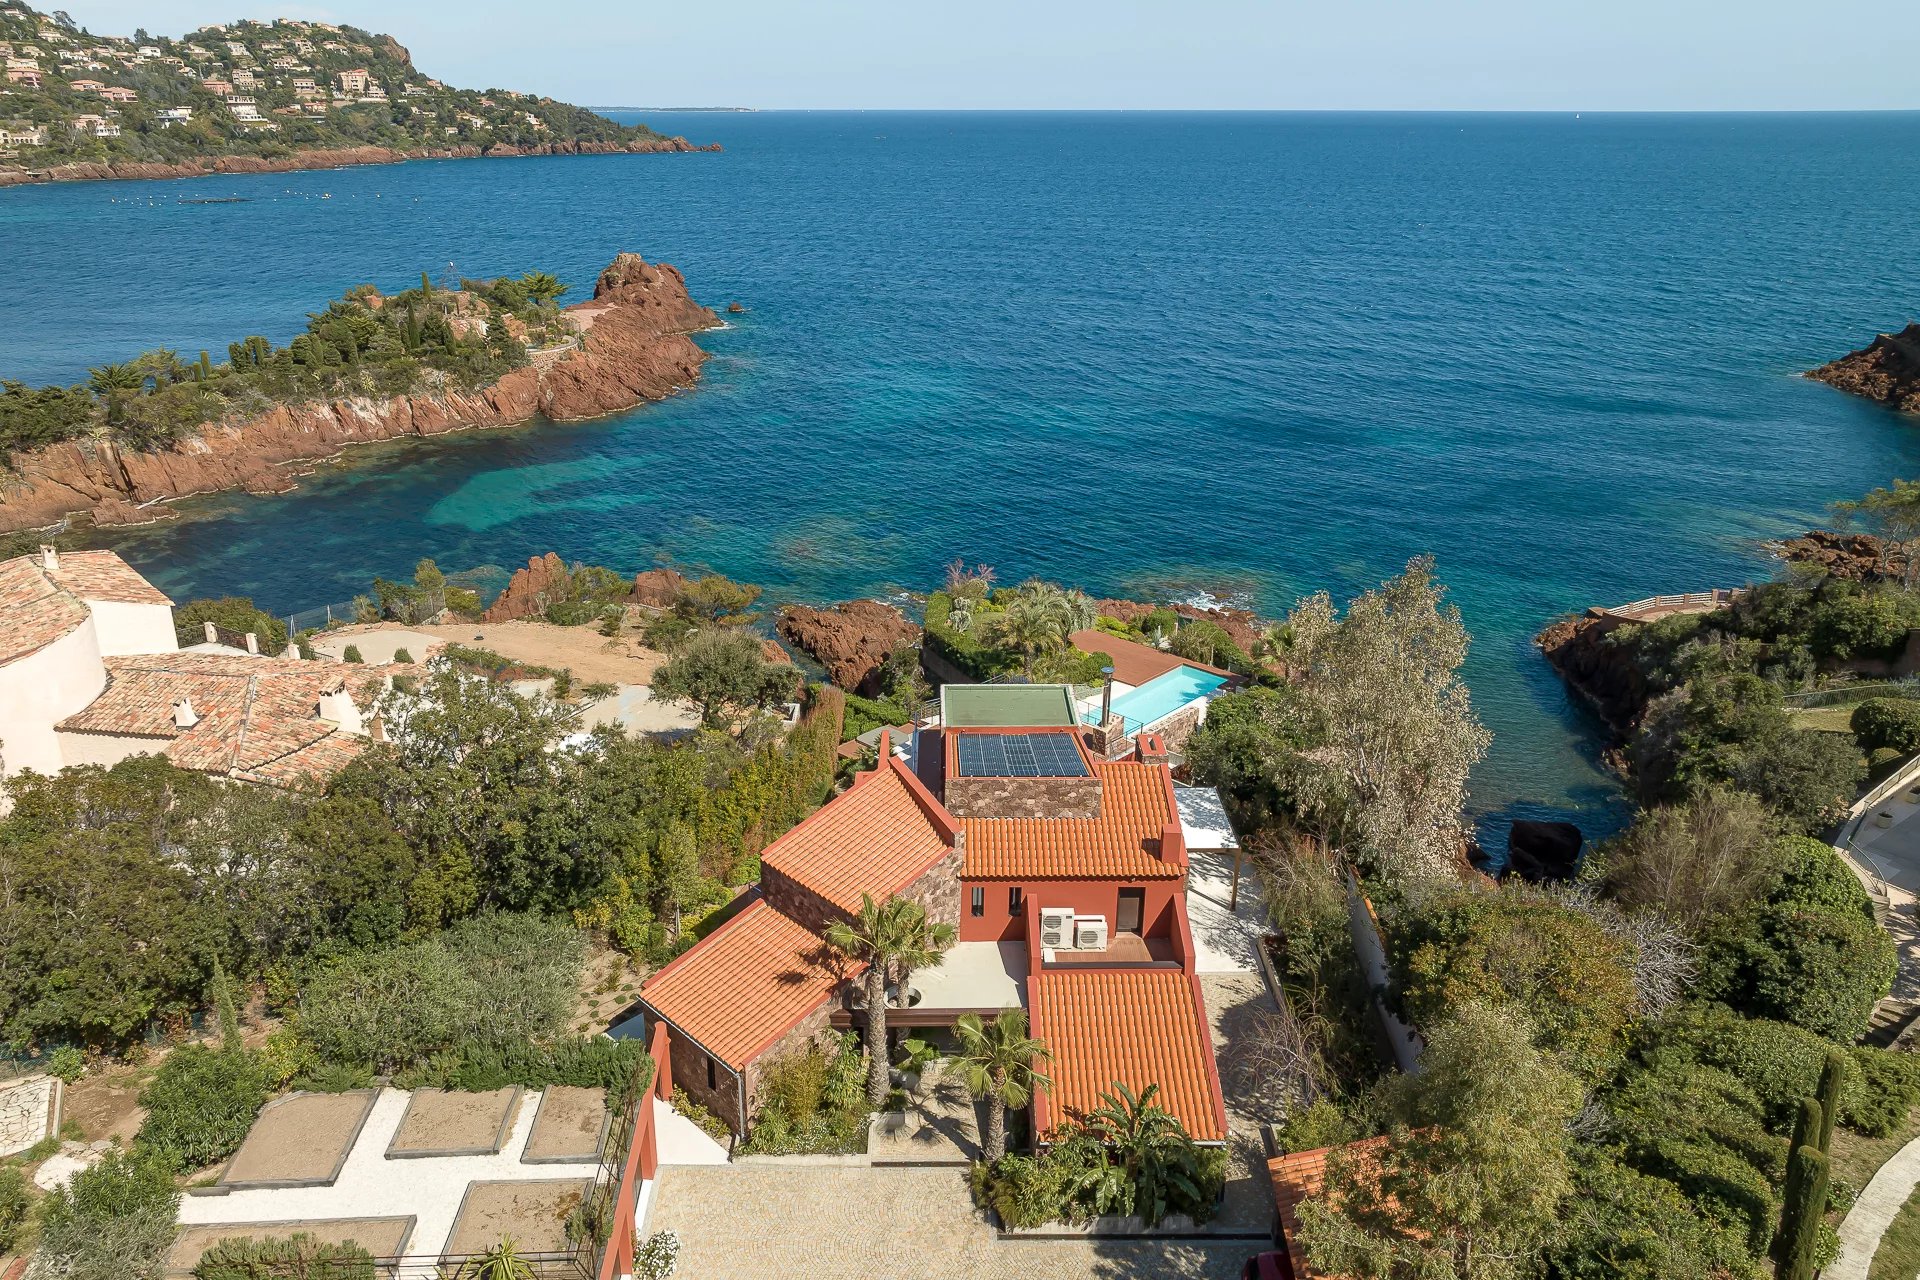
(1810, 323), (1920, 412)
(0, 137), (717, 187)
(0, 253), (716, 532)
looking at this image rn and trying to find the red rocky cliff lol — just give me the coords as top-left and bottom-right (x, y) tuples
(1808, 323), (1920, 412)
(775, 600), (921, 696)
(0, 253), (718, 533)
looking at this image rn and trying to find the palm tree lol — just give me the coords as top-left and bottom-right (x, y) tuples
(953, 1008), (1052, 1163)
(87, 361), (143, 423)
(825, 893), (957, 1105)
(1080, 1082), (1211, 1227)
(451, 1237), (535, 1280)
(139, 347), (185, 389)
(992, 591), (1072, 679)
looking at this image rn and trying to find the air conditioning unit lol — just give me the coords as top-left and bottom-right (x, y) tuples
(1074, 915), (1109, 951)
(1039, 907), (1076, 949)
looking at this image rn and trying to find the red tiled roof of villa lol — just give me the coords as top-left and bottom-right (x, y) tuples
(57, 652), (406, 786)
(43, 549), (172, 605)
(960, 758), (1184, 879)
(1067, 629), (1231, 687)
(1268, 1135), (1393, 1280)
(639, 897), (853, 1069)
(1028, 966), (1228, 1142)
(0, 556), (91, 664)
(760, 752), (956, 915)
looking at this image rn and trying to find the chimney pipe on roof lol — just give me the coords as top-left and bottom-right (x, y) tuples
(316, 685), (364, 735)
(1100, 665), (1115, 726)
(243, 632), (258, 655)
(39, 545), (58, 574)
(203, 621), (218, 644)
(1136, 732), (1168, 766)
(171, 697), (198, 729)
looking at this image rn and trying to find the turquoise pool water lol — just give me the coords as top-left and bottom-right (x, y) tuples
(1110, 667), (1231, 734)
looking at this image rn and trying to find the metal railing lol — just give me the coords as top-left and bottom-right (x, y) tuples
(1598, 588), (1741, 621)
(1784, 679), (1920, 709)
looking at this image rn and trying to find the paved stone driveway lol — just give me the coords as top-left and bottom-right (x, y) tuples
(645, 1164), (1256, 1280)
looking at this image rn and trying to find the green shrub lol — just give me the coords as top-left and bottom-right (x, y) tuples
(1139, 607), (1181, 641)
(1550, 1147), (1759, 1280)
(35, 1149), (180, 1280)
(48, 1044), (85, 1083)
(671, 1094), (731, 1142)
(1851, 698), (1920, 754)
(135, 1044), (271, 1172)
(0, 1165), (29, 1255)
(341, 644), (364, 664)
(1168, 618), (1253, 673)
(173, 598), (289, 654)
(1843, 1046), (1920, 1136)
(392, 647), (413, 664)
(192, 1234), (377, 1280)
(841, 692), (904, 741)
(738, 1033), (867, 1156)
(1641, 1003), (1848, 1128)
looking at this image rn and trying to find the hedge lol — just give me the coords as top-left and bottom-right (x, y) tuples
(194, 1235), (377, 1280)
(135, 1044), (271, 1172)
(1851, 697), (1920, 755)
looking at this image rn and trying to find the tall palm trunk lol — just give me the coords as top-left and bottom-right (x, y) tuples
(984, 1067), (1008, 1163)
(864, 964), (890, 1105)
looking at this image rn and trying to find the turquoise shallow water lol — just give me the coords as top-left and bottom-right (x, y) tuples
(5, 111), (1920, 841)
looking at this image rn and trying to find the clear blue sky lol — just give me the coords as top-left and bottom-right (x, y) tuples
(57, 0), (1920, 110)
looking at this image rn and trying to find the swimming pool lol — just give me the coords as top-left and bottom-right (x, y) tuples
(1109, 666), (1230, 734)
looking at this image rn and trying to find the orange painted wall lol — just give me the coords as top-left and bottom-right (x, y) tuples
(957, 876), (1183, 943)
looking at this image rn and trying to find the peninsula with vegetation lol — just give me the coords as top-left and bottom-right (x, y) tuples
(0, 251), (718, 530)
(0, 1), (714, 186)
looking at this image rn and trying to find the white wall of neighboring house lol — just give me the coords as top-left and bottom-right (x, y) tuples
(0, 617), (108, 777)
(53, 729), (159, 770)
(85, 599), (178, 657)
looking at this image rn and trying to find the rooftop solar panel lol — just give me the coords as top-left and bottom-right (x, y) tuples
(955, 732), (1089, 778)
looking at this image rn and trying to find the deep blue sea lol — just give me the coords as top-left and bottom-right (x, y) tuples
(5, 111), (1920, 843)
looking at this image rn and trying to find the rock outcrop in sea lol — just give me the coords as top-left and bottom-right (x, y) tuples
(775, 600), (920, 696)
(0, 253), (718, 533)
(1808, 323), (1920, 411)
(1773, 529), (1908, 583)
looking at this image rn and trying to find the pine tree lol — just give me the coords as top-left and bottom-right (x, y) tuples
(210, 956), (240, 1051)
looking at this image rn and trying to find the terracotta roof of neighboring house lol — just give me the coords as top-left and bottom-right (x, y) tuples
(961, 759), (1183, 879)
(57, 652), (404, 786)
(639, 897), (852, 1070)
(1068, 629), (1231, 687)
(1029, 966), (1228, 1142)
(0, 556), (91, 664)
(1268, 1136), (1392, 1280)
(43, 549), (172, 605)
(760, 752), (955, 915)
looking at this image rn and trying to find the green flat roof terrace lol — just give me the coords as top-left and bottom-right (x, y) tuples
(940, 682), (1079, 728)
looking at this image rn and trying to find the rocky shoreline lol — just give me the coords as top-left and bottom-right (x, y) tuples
(0, 138), (719, 189)
(0, 252), (717, 532)
(1807, 322), (1920, 412)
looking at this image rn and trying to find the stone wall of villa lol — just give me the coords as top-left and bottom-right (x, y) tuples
(945, 773), (1101, 821)
(1148, 701), (1207, 752)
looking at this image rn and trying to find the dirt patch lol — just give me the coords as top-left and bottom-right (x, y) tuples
(165, 1217), (416, 1276)
(222, 1091), (378, 1188)
(523, 1088), (609, 1163)
(409, 619), (671, 687)
(572, 941), (649, 1035)
(386, 1088), (522, 1158)
(62, 1063), (155, 1147)
(442, 1179), (589, 1258)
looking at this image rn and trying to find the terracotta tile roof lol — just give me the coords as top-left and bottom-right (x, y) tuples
(57, 652), (406, 786)
(1029, 967), (1227, 1142)
(1268, 1136), (1391, 1280)
(961, 759), (1183, 879)
(761, 753), (955, 915)
(0, 557), (90, 664)
(1068, 629), (1231, 687)
(43, 550), (172, 605)
(639, 897), (853, 1069)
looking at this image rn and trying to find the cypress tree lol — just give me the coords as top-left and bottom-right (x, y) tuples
(1780, 1146), (1831, 1280)
(211, 956), (240, 1051)
(1816, 1049), (1848, 1152)
(197, 349), (212, 381)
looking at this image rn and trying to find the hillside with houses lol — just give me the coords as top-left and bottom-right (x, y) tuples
(0, 1), (694, 171)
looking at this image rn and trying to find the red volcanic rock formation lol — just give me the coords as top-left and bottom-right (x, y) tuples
(775, 600), (920, 696)
(1535, 612), (1651, 741)
(1774, 529), (1908, 583)
(1094, 597), (1263, 655)
(485, 553), (571, 623)
(0, 253), (718, 533)
(629, 568), (689, 608)
(0, 138), (720, 188)
(1809, 324), (1920, 412)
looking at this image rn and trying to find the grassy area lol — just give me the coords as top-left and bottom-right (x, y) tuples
(1870, 1180), (1920, 1280)
(1833, 1105), (1920, 1194)
(1790, 704), (1858, 733)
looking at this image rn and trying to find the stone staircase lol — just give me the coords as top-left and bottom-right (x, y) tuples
(1864, 1000), (1920, 1050)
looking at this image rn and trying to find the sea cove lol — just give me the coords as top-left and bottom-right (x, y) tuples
(7, 110), (1920, 834)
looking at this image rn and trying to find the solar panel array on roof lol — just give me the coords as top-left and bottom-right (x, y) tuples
(955, 732), (1089, 778)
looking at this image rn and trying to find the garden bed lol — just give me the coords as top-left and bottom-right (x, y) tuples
(217, 1091), (378, 1190)
(385, 1087), (523, 1159)
(441, 1179), (590, 1258)
(165, 1217), (415, 1277)
(522, 1087), (609, 1163)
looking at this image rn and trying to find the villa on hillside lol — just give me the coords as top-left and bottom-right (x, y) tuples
(1067, 628), (1237, 749)
(0, 547), (409, 788)
(639, 682), (1230, 1145)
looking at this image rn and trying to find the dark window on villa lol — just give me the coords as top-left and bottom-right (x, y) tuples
(706, 1056), (717, 1090)
(971, 887), (986, 917)
(1009, 887), (1024, 916)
